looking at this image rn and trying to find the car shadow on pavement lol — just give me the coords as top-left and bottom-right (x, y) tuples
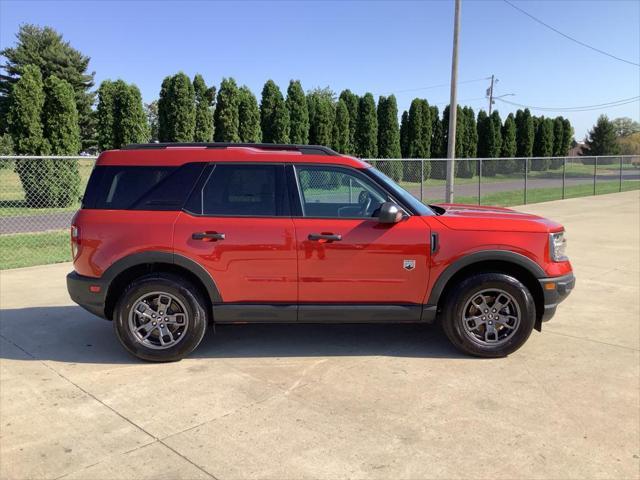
(0, 306), (467, 364)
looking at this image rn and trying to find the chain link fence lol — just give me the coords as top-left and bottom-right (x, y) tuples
(1, 155), (638, 270)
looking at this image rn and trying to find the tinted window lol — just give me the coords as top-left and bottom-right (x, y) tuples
(200, 164), (287, 216)
(82, 163), (205, 210)
(295, 165), (388, 218)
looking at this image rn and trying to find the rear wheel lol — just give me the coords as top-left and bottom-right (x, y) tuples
(441, 273), (535, 357)
(113, 274), (208, 362)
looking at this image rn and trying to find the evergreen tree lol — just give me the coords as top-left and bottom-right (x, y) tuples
(286, 80), (309, 144)
(476, 110), (491, 158)
(532, 116), (554, 170)
(430, 106), (443, 159)
(1, 25), (95, 147)
(339, 89), (359, 154)
(376, 95), (402, 180)
(112, 81), (148, 147)
(42, 75), (81, 206)
(8, 65), (47, 155)
(552, 116), (565, 156)
(193, 74), (214, 142)
(457, 107), (477, 178)
(96, 80), (116, 151)
(260, 80), (289, 143)
(501, 113), (517, 157)
(407, 99), (427, 158)
(214, 77), (240, 142)
(158, 72), (195, 142)
(355, 93), (377, 158)
(561, 118), (573, 156)
(583, 115), (620, 157)
(238, 86), (261, 143)
(157, 76), (171, 142)
(490, 110), (503, 156)
(399, 110), (409, 158)
(477, 110), (501, 176)
(515, 108), (535, 158)
(331, 99), (350, 154)
(145, 101), (159, 142)
(307, 89), (334, 147)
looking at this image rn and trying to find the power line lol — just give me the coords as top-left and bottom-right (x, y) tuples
(502, 0), (640, 67)
(374, 76), (489, 96)
(494, 95), (640, 112)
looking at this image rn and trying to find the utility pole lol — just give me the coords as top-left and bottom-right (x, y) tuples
(445, 0), (461, 203)
(487, 74), (495, 114)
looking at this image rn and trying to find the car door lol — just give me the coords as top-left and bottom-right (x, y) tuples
(290, 164), (431, 320)
(173, 163), (297, 320)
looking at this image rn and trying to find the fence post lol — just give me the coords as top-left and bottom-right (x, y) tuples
(478, 159), (482, 205)
(619, 156), (623, 192)
(524, 158), (528, 205)
(562, 157), (566, 199)
(420, 159), (424, 202)
(593, 156), (598, 196)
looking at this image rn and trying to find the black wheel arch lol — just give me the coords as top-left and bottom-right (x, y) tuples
(429, 250), (546, 330)
(102, 251), (221, 320)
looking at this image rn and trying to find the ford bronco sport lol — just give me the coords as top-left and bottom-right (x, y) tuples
(67, 143), (575, 361)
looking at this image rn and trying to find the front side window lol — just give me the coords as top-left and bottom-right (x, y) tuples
(295, 165), (389, 218)
(201, 164), (287, 216)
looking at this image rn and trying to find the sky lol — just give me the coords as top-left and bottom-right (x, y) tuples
(1, 0), (639, 140)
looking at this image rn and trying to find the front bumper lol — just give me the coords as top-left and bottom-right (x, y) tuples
(67, 271), (108, 319)
(538, 272), (575, 322)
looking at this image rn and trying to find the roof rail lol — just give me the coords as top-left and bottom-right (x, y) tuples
(122, 142), (339, 156)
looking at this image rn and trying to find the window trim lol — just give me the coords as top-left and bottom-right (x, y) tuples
(290, 163), (411, 220)
(183, 162), (290, 218)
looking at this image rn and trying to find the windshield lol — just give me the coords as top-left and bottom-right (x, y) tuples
(366, 167), (435, 216)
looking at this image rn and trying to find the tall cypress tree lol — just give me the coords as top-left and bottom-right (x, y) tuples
(331, 99), (350, 154)
(260, 80), (290, 143)
(430, 105), (443, 159)
(339, 89), (359, 154)
(96, 80), (116, 151)
(113, 81), (148, 148)
(376, 95), (402, 180)
(490, 110), (503, 157)
(238, 86), (261, 143)
(477, 110), (501, 176)
(193, 74), (214, 142)
(515, 108), (534, 158)
(355, 93), (377, 158)
(550, 116), (566, 168)
(8, 64), (48, 155)
(214, 77), (240, 142)
(501, 113), (518, 172)
(476, 110), (491, 158)
(561, 118), (573, 156)
(399, 110), (409, 158)
(307, 89), (334, 147)
(286, 80), (309, 144)
(158, 72), (195, 142)
(42, 75), (81, 206)
(532, 116), (554, 170)
(407, 99), (426, 158)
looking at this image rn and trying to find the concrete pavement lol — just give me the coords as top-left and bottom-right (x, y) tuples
(0, 190), (638, 479)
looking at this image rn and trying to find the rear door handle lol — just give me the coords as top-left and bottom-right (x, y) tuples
(308, 233), (342, 241)
(192, 232), (225, 241)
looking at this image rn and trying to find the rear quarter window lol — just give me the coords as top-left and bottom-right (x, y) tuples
(82, 163), (205, 210)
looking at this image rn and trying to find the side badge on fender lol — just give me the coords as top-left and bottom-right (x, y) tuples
(403, 260), (416, 271)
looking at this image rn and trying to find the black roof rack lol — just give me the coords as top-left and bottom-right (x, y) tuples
(122, 142), (339, 156)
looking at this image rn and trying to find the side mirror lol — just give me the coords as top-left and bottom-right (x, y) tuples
(378, 202), (403, 224)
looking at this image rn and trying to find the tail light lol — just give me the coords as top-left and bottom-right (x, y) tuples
(71, 225), (80, 260)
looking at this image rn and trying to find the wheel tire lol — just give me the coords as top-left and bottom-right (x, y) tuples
(441, 273), (535, 358)
(113, 273), (208, 362)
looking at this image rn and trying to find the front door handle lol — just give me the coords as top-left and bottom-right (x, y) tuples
(192, 232), (225, 241)
(308, 233), (342, 242)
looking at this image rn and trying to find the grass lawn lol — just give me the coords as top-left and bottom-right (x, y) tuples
(0, 229), (70, 270)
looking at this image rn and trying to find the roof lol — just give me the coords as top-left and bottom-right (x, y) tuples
(97, 143), (367, 168)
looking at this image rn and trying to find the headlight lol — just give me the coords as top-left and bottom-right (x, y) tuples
(549, 231), (568, 262)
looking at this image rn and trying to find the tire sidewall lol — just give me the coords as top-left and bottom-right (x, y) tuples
(113, 274), (207, 362)
(445, 273), (535, 357)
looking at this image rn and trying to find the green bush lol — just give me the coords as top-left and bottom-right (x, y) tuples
(14, 158), (80, 207)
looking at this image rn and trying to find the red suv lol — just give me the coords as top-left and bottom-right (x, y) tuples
(67, 143), (574, 361)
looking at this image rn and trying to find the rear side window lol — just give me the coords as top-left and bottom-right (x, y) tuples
(83, 163), (205, 210)
(194, 164), (288, 216)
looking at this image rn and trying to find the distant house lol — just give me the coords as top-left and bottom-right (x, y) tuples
(568, 143), (586, 157)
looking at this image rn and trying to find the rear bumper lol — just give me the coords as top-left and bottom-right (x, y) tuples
(538, 272), (575, 322)
(67, 271), (108, 319)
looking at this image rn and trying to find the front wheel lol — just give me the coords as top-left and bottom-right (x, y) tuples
(441, 273), (536, 358)
(113, 274), (208, 362)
